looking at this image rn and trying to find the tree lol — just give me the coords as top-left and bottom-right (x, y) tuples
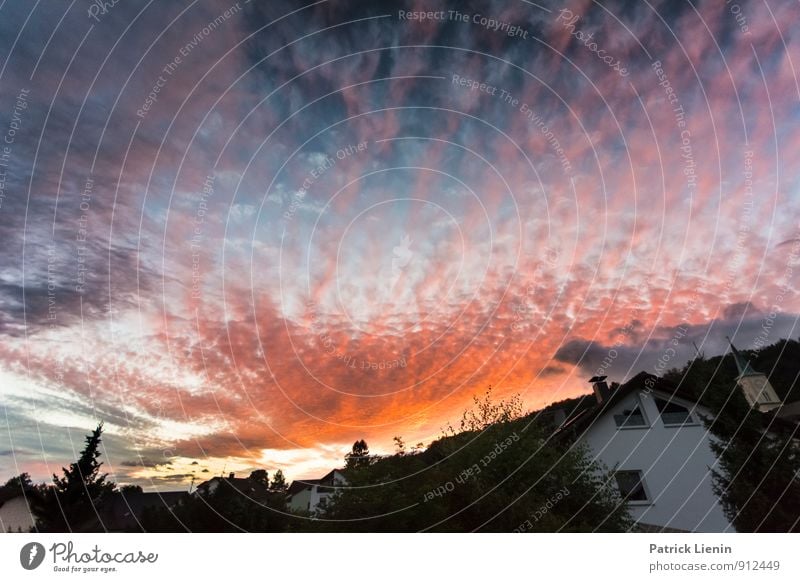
(119, 484), (143, 495)
(270, 470), (287, 492)
(345, 439), (370, 469)
(393, 436), (406, 455)
(1, 472), (34, 493)
(34, 423), (116, 532)
(249, 470), (269, 487)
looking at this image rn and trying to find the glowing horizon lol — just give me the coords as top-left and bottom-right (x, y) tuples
(1, 0), (799, 489)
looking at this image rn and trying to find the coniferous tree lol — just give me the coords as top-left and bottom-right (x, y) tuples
(34, 423), (116, 532)
(270, 469), (288, 492)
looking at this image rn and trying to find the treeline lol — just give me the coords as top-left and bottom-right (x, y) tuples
(0, 424), (293, 532)
(312, 419), (631, 532)
(1, 390), (632, 532)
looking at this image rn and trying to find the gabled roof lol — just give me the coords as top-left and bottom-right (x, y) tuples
(286, 468), (347, 497)
(556, 370), (799, 438)
(286, 478), (321, 496)
(194, 474), (272, 500)
(556, 372), (696, 437)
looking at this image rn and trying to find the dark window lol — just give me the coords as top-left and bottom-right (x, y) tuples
(654, 397), (693, 425)
(613, 405), (646, 427)
(615, 471), (648, 502)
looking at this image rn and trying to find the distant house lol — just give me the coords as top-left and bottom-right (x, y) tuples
(287, 469), (347, 514)
(194, 472), (268, 498)
(0, 494), (35, 533)
(554, 344), (799, 532)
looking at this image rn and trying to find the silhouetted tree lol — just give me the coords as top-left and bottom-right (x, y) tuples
(119, 484), (143, 494)
(1, 472), (34, 493)
(270, 470), (287, 492)
(34, 423), (116, 532)
(345, 439), (370, 469)
(249, 469), (268, 487)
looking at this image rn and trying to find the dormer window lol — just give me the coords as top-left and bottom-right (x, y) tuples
(613, 405), (646, 428)
(654, 397), (694, 426)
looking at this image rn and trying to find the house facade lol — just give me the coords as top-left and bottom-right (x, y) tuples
(287, 469), (346, 514)
(557, 342), (799, 532)
(573, 373), (731, 532)
(0, 495), (35, 533)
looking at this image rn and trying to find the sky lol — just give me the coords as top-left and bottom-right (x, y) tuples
(0, 0), (799, 489)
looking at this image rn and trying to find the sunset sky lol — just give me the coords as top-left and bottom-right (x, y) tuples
(1, 0), (799, 489)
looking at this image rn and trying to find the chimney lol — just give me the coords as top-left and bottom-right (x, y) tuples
(589, 375), (611, 404)
(228, 472), (235, 480)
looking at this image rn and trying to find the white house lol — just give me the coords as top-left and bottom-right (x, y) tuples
(287, 469), (347, 514)
(0, 495), (35, 533)
(556, 343), (798, 532)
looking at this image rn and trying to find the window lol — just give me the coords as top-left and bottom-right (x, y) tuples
(654, 397), (694, 425)
(615, 471), (648, 502)
(613, 405), (647, 428)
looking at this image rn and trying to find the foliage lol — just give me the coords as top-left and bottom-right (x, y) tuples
(249, 469), (268, 487)
(119, 484), (143, 494)
(314, 415), (631, 532)
(345, 439), (371, 469)
(270, 469), (288, 492)
(444, 386), (525, 435)
(141, 471), (289, 532)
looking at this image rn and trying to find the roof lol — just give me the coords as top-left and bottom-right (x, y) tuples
(556, 372), (697, 437)
(286, 468), (346, 497)
(556, 371), (799, 438)
(195, 475), (271, 498)
(286, 479), (321, 496)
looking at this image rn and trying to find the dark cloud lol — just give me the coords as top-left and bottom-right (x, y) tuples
(539, 365), (566, 377)
(556, 309), (800, 382)
(723, 301), (762, 321)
